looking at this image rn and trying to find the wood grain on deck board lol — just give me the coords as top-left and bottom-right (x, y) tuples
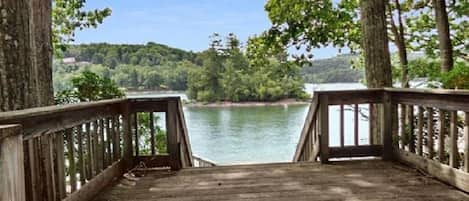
(94, 160), (469, 201)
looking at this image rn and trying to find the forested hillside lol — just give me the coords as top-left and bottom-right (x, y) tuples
(302, 54), (363, 83)
(63, 42), (199, 67)
(54, 42), (200, 92)
(54, 36), (308, 102)
(55, 42), (364, 93)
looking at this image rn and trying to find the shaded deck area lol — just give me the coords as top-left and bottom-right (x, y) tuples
(94, 160), (468, 201)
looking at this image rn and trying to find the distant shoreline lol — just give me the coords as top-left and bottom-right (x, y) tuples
(185, 98), (310, 108)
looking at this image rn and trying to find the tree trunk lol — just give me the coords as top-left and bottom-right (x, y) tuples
(0, 0), (36, 111)
(433, 0), (453, 73)
(360, 0), (393, 144)
(360, 0), (392, 88)
(33, 0), (54, 106)
(388, 0), (409, 88)
(0, 0), (53, 112)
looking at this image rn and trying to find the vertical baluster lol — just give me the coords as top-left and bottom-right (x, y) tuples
(23, 140), (32, 201)
(113, 116), (121, 161)
(449, 111), (459, 168)
(122, 102), (133, 168)
(381, 93), (393, 160)
(312, 117), (318, 161)
(408, 106), (415, 153)
(34, 138), (47, 199)
(464, 112), (469, 172)
(399, 104), (406, 149)
(44, 134), (56, 201)
(308, 123), (314, 161)
(99, 119), (105, 171)
(55, 132), (66, 200)
(417, 107), (424, 156)
(39, 136), (52, 200)
(27, 140), (38, 201)
(134, 113), (139, 156)
(149, 112), (156, 155)
(339, 105), (344, 147)
(66, 129), (77, 192)
(85, 123), (94, 179)
(167, 100), (182, 169)
(91, 120), (99, 176)
(106, 118), (112, 167)
(369, 104), (374, 145)
(354, 104), (359, 146)
(438, 110), (446, 163)
(319, 96), (329, 163)
(76, 125), (85, 186)
(306, 141), (309, 160)
(427, 107), (435, 159)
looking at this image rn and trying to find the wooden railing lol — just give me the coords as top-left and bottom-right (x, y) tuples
(192, 154), (217, 167)
(0, 97), (193, 201)
(294, 88), (469, 192)
(294, 89), (386, 162)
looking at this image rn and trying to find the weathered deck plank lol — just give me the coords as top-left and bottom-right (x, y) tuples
(93, 160), (469, 201)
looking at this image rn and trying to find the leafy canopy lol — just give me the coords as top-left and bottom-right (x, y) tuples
(53, 0), (112, 54)
(264, 0), (361, 61)
(55, 71), (124, 104)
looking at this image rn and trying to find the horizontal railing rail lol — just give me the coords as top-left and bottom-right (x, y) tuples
(294, 88), (469, 193)
(192, 154), (217, 167)
(0, 97), (193, 201)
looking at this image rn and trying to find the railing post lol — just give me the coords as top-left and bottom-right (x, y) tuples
(0, 124), (26, 201)
(167, 100), (182, 170)
(319, 95), (329, 163)
(121, 101), (133, 169)
(381, 92), (394, 160)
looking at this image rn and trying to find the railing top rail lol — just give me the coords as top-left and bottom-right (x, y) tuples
(0, 98), (126, 121)
(384, 87), (469, 95)
(312, 88), (469, 96)
(312, 88), (384, 95)
(192, 154), (217, 166)
(127, 96), (181, 102)
(0, 97), (184, 122)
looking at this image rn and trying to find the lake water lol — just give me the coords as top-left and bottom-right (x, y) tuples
(128, 83), (367, 165)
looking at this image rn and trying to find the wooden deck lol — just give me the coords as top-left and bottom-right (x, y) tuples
(93, 160), (469, 201)
(2, 89), (469, 201)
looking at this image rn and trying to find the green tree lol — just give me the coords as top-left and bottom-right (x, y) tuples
(55, 71), (124, 104)
(53, 0), (112, 53)
(143, 71), (164, 90)
(407, 0), (468, 63)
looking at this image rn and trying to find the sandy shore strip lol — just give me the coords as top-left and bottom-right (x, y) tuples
(185, 98), (310, 107)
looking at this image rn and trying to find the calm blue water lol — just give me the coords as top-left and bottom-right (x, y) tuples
(128, 83), (367, 165)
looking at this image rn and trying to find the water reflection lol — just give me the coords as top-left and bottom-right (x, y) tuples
(185, 105), (308, 165)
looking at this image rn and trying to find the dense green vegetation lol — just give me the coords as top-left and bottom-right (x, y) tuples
(63, 42), (199, 67)
(302, 54), (363, 83)
(188, 33), (307, 102)
(261, 0), (468, 89)
(54, 42), (199, 92)
(53, 0), (112, 54)
(54, 71), (124, 104)
(54, 34), (310, 102)
(54, 41), (366, 94)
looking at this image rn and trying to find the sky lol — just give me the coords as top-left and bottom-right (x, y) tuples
(75, 0), (341, 59)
